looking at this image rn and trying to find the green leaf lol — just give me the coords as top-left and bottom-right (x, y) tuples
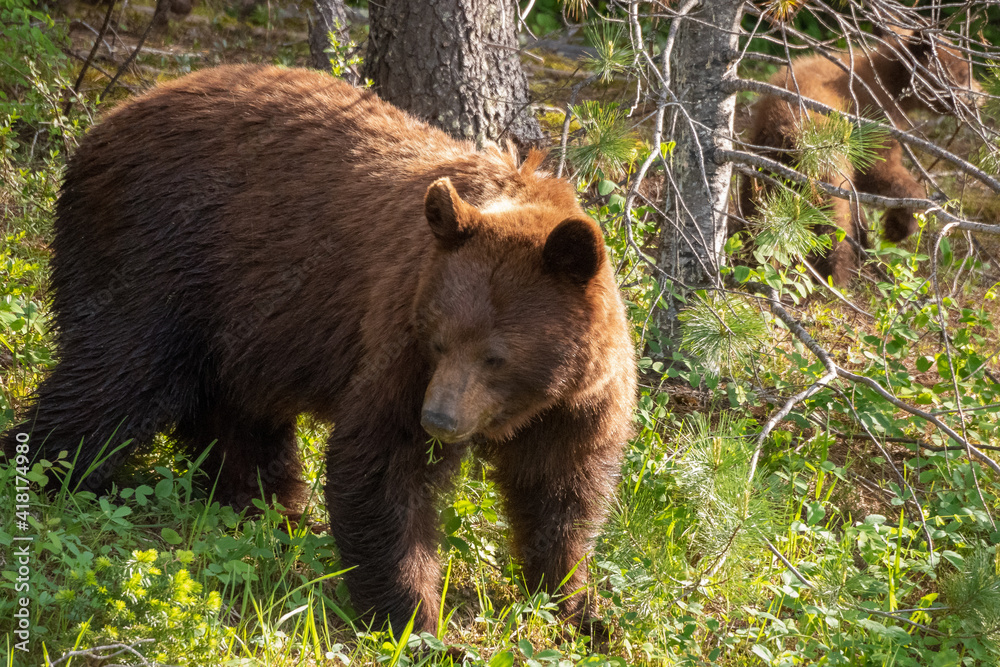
(155, 478), (173, 499)
(445, 535), (470, 555)
(161, 528), (183, 545)
(751, 644), (774, 663)
(597, 179), (617, 196)
(940, 237), (953, 269)
(518, 638), (534, 658)
(534, 649), (562, 659)
(489, 650), (514, 667)
(806, 501), (826, 525)
(942, 550), (965, 568)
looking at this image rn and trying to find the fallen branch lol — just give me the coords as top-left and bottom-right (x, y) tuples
(744, 283), (838, 486)
(834, 369), (1000, 477)
(48, 639), (163, 666)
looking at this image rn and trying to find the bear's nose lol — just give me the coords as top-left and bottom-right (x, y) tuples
(421, 410), (459, 440)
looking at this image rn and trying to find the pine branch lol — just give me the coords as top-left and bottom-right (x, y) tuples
(718, 148), (999, 229)
(720, 78), (1000, 194)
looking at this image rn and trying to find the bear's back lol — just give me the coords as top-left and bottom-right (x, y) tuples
(49, 66), (595, 412)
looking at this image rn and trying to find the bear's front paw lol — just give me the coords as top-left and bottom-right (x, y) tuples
(882, 208), (920, 243)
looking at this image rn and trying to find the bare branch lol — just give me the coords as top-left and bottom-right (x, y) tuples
(65, 0), (117, 113)
(718, 148), (999, 229)
(100, 0), (171, 101)
(722, 77), (1000, 193)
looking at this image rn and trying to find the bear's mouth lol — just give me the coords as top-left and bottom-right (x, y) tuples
(420, 409), (493, 443)
(423, 426), (477, 444)
(421, 405), (513, 444)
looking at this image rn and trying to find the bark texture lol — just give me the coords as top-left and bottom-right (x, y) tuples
(363, 0), (543, 148)
(654, 0), (744, 357)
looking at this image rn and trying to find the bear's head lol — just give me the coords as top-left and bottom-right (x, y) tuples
(877, 27), (981, 116)
(413, 177), (609, 444)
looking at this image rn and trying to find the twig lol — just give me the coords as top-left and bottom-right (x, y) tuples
(835, 369), (1000, 477)
(858, 607), (945, 635)
(61, 47), (132, 89)
(556, 72), (599, 178)
(100, 0), (170, 101)
(822, 427), (1000, 453)
(933, 402), (1000, 416)
(48, 639), (163, 666)
(721, 77), (1000, 194)
(65, 0), (117, 114)
(763, 536), (814, 589)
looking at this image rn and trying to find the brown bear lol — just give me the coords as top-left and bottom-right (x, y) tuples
(737, 28), (979, 285)
(2, 65), (637, 634)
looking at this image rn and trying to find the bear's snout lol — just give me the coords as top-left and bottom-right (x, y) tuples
(421, 361), (490, 443)
(421, 409), (460, 441)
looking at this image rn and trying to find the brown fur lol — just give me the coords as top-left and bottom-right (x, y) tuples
(738, 29), (978, 285)
(1, 65), (637, 634)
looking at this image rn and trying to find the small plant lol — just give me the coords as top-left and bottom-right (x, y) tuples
(679, 292), (768, 378)
(566, 101), (638, 181)
(584, 22), (634, 84)
(323, 19), (365, 82)
(795, 111), (889, 180)
(749, 187), (832, 266)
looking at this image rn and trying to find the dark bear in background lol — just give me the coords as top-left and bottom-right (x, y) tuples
(738, 28), (980, 285)
(3, 66), (637, 633)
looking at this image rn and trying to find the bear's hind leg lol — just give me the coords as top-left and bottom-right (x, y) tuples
(2, 350), (177, 493)
(174, 405), (307, 513)
(855, 140), (926, 243)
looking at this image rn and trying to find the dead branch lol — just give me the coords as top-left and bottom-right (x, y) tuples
(99, 0), (171, 101)
(64, 0), (116, 114)
(718, 148), (999, 229)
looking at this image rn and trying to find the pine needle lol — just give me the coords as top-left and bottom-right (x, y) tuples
(750, 188), (832, 265)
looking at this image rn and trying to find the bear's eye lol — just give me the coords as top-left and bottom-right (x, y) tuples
(432, 341), (445, 355)
(484, 355), (505, 368)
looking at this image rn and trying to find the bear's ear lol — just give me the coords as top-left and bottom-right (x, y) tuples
(874, 24), (932, 61)
(543, 217), (605, 284)
(902, 31), (934, 62)
(425, 177), (475, 249)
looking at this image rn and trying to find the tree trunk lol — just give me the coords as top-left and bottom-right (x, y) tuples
(308, 0), (349, 72)
(654, 0), (744, 363)
(363, 0), (543, 148)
